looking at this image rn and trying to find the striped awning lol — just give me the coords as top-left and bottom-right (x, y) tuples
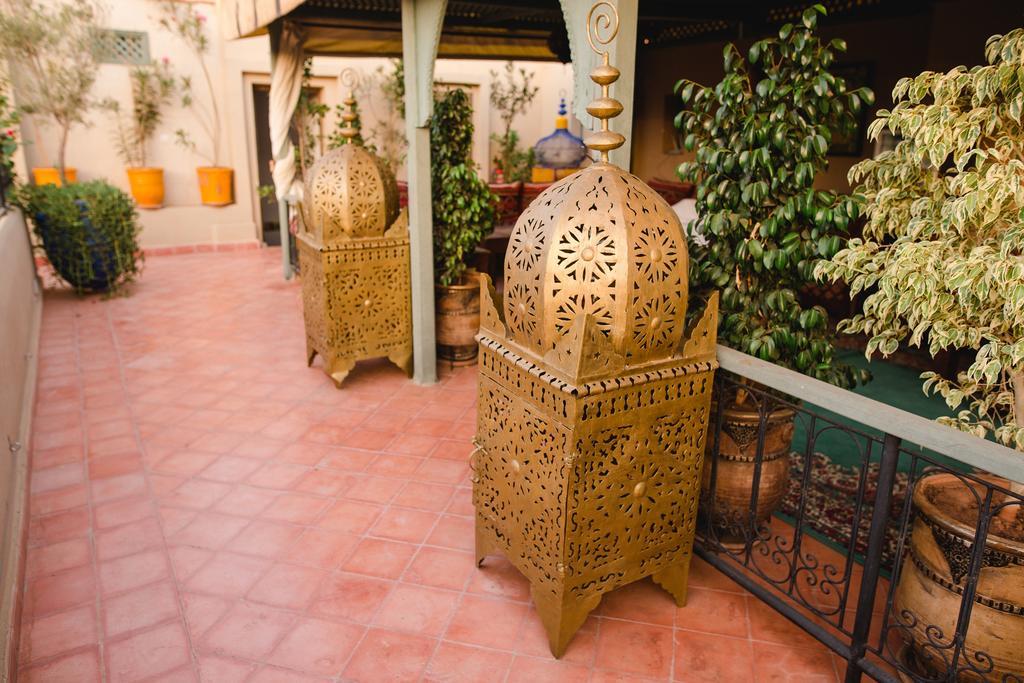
(218, 0), (308, 40)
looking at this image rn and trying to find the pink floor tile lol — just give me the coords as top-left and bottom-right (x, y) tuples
(266, 616), (364, 676)
(372, 583), (460, 636)
(424, 641), (515, 683)
(199, 601), (297, 661)
(246, 562), (328, 610)
(20, 604), (98, 665)
(19, 250), (849, 682)
(311, 572), (393, 623)
(342, 628), (435, 682)
(21, 647), (102, 683)
(25, 565), (97, 617)
(103, 581), (180, 638)
(99, 549), (171, 596)
(106, 622), (192, 683)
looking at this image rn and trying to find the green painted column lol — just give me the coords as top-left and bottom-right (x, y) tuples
(401, 0), (447, 385)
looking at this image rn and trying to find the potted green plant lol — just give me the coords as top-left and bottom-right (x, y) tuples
(15, 181), (142, 294)
(158, 1), (233, 206)
(817, 28), (1024, 680)
(675, 4), (873, 540)
(488, 62), (537, 223)
(0, 0), (103, 186)
(430, 87), (497, 362)
(103, 61), (175, 209)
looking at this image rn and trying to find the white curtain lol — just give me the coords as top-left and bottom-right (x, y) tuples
(269, 21), (305, 201)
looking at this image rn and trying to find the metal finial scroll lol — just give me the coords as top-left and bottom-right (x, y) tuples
(338, 68), (361, 144)
(584, 1), (625, 163)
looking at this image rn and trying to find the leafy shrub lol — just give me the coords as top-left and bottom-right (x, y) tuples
(430, 88), (496, 287)
(817, 28), (1024, 448)
(104, 61), (176, 168)
(489, 62), (538, 182)
(16, 181), (142, 294)
(675, 4), (873, 388)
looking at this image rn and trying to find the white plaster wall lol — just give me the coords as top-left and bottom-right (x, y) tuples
(15, 0), (578, 249)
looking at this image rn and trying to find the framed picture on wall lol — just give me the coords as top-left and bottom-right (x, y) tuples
(830, 62), (873, 156)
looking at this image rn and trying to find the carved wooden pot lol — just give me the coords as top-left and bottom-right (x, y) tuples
(700, 403), (794, 544)
(893, 473), (1023, 681)
(436, 272), (481, 363)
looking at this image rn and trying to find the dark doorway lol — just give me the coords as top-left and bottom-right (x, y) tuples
(252, 84), (285, 248)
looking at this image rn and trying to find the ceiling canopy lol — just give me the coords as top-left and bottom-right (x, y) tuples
(219, 0), (934, 59)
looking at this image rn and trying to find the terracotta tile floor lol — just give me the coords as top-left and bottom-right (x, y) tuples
(20, 249), (847, 682)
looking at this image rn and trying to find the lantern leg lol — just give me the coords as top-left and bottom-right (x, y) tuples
(532, 587), (601, 659)
(474, 522), (494, 567)
(325, 357), (356, 389)
(652, 558), (692, 607)
(388, 347), (413, 378)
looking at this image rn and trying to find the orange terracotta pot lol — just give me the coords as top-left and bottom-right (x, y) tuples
(197, 166), (233, 206)
(32, 167), (77, 186)
(126, 167), (164, 209)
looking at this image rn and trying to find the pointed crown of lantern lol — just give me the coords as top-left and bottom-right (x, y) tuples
(484, 1), (717, 383)
(301, 70), (400, 245)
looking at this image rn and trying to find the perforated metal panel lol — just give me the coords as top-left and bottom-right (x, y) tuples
(98, 30), (150, 65)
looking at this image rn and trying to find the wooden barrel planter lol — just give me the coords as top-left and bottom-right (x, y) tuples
(435, 271), (481, 364)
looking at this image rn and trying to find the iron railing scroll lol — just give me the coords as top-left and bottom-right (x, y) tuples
(697, 345), (1024, 683)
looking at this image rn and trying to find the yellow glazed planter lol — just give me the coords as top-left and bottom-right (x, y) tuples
(32, 167), (77, 186)
(197, 166), (233, 206)
(126, 167), (164, 209)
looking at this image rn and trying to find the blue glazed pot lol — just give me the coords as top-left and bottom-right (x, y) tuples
(36, 199), (119, 292)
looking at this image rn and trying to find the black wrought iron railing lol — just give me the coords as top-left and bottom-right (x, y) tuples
(697, 346), (1024, 683)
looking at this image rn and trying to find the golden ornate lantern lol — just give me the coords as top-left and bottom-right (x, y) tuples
(472, 2), (719, 658)
(297, 72), (412, 387)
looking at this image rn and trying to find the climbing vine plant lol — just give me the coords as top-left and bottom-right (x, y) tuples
(675, 4), (873, 388)
(817, 28), (1024, 449)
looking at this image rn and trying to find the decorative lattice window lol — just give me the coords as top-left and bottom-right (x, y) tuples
(98, 29), (150, 65)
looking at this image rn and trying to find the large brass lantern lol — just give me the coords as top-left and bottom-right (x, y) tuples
(472, 2), (719, 657)
(297, 78), (412, 387)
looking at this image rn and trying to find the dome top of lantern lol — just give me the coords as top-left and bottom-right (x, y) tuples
(302, 73), (398, 244)
(501, 1), (691, 373)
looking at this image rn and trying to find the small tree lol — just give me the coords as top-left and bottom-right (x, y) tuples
(489, 61), (538, 182)
(817, 28), (1024, 450)
(157, 1), (223, 166)
(104, 61), (175, 168)
(675, 4), (873, 388)
(430, 88), (496, 286)
(0, 0), (104, 180)
(364, 60), (407, 175)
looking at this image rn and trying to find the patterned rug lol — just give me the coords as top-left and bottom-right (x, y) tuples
(780, 452), (910, 569)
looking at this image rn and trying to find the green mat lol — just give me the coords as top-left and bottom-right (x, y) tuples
(790, 349), (956, 470)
